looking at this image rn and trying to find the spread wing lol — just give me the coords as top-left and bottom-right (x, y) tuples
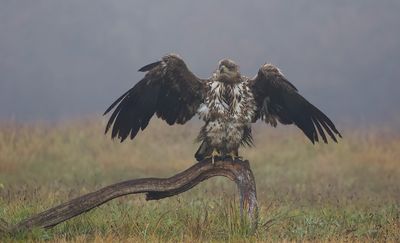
(249, 64), (342, 143)
(104, 54), (206, 142)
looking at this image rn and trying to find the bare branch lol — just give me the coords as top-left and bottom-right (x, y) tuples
(2, 159), (258, 235)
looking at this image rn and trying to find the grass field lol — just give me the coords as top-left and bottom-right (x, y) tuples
(0, 119), (399, 242)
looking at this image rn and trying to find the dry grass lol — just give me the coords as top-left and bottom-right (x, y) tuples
(0, 119), (399, 242)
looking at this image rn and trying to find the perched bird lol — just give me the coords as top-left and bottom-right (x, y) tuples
(104, 54), (341, 162)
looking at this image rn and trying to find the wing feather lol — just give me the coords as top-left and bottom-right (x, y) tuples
(104, 54), (205, 141)
(312, 117), (326, 143)
(138, 61), (162, 72)
(250, 64), (341, 143)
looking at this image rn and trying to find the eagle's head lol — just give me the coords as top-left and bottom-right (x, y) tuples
(215, 58), (241, 84)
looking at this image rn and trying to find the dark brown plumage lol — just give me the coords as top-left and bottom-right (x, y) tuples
(104, 54), (205, 142)
(104, 54), (341, 161)
(250, 64), (342, 144)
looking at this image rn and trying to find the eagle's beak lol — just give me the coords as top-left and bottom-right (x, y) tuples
(220, 65), (227, 73)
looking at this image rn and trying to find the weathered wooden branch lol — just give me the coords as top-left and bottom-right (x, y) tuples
(1, 159), (258, 235)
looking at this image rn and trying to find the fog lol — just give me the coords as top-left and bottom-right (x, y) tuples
(1, 1), (399, 125)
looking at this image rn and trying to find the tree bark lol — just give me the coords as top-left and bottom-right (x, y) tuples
(1, 159), (258, 235)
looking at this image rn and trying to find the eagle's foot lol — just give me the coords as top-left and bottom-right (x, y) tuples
(234, 156), (243, 163)
(205, 149), (221, 164)
(224, 152), (243, 162)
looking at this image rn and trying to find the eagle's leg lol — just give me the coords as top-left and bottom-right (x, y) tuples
(227, 151), (236, 161)
(227, 150), (242, 162)
(210, 149), (221, 164)
(199, 148), (221, 164)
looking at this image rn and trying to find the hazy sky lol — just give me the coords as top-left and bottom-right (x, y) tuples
(1, 1), (399, 124)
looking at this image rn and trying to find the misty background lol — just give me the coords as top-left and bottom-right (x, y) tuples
(1, 1), (399, 126)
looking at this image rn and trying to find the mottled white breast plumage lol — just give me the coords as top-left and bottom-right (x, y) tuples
(197, 77), (256, 152)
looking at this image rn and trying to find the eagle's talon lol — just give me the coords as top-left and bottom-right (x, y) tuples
(224, 155), (234, 162)
(223, 152), (240, 162)
(205, 149), (221, 165)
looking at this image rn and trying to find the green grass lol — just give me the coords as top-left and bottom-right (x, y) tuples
(0, 119), (399, 242)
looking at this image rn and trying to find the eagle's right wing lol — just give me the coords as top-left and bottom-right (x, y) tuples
(249, 64), (342, 144)
(104, 54), (206, 142)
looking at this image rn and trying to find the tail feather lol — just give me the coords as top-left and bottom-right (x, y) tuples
(195, 141), (211, 162)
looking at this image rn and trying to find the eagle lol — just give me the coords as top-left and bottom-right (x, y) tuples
(104, 53), (341, 162)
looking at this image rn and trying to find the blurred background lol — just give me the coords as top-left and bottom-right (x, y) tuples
(1, 0), (399, 126)
(1, 2), (400, 241)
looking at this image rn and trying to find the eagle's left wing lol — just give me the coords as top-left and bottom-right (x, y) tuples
(249, 64), (341, 143)
(104, 54), (206, 142)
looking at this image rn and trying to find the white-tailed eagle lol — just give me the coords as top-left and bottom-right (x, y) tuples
(104, 54), (341, 162)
